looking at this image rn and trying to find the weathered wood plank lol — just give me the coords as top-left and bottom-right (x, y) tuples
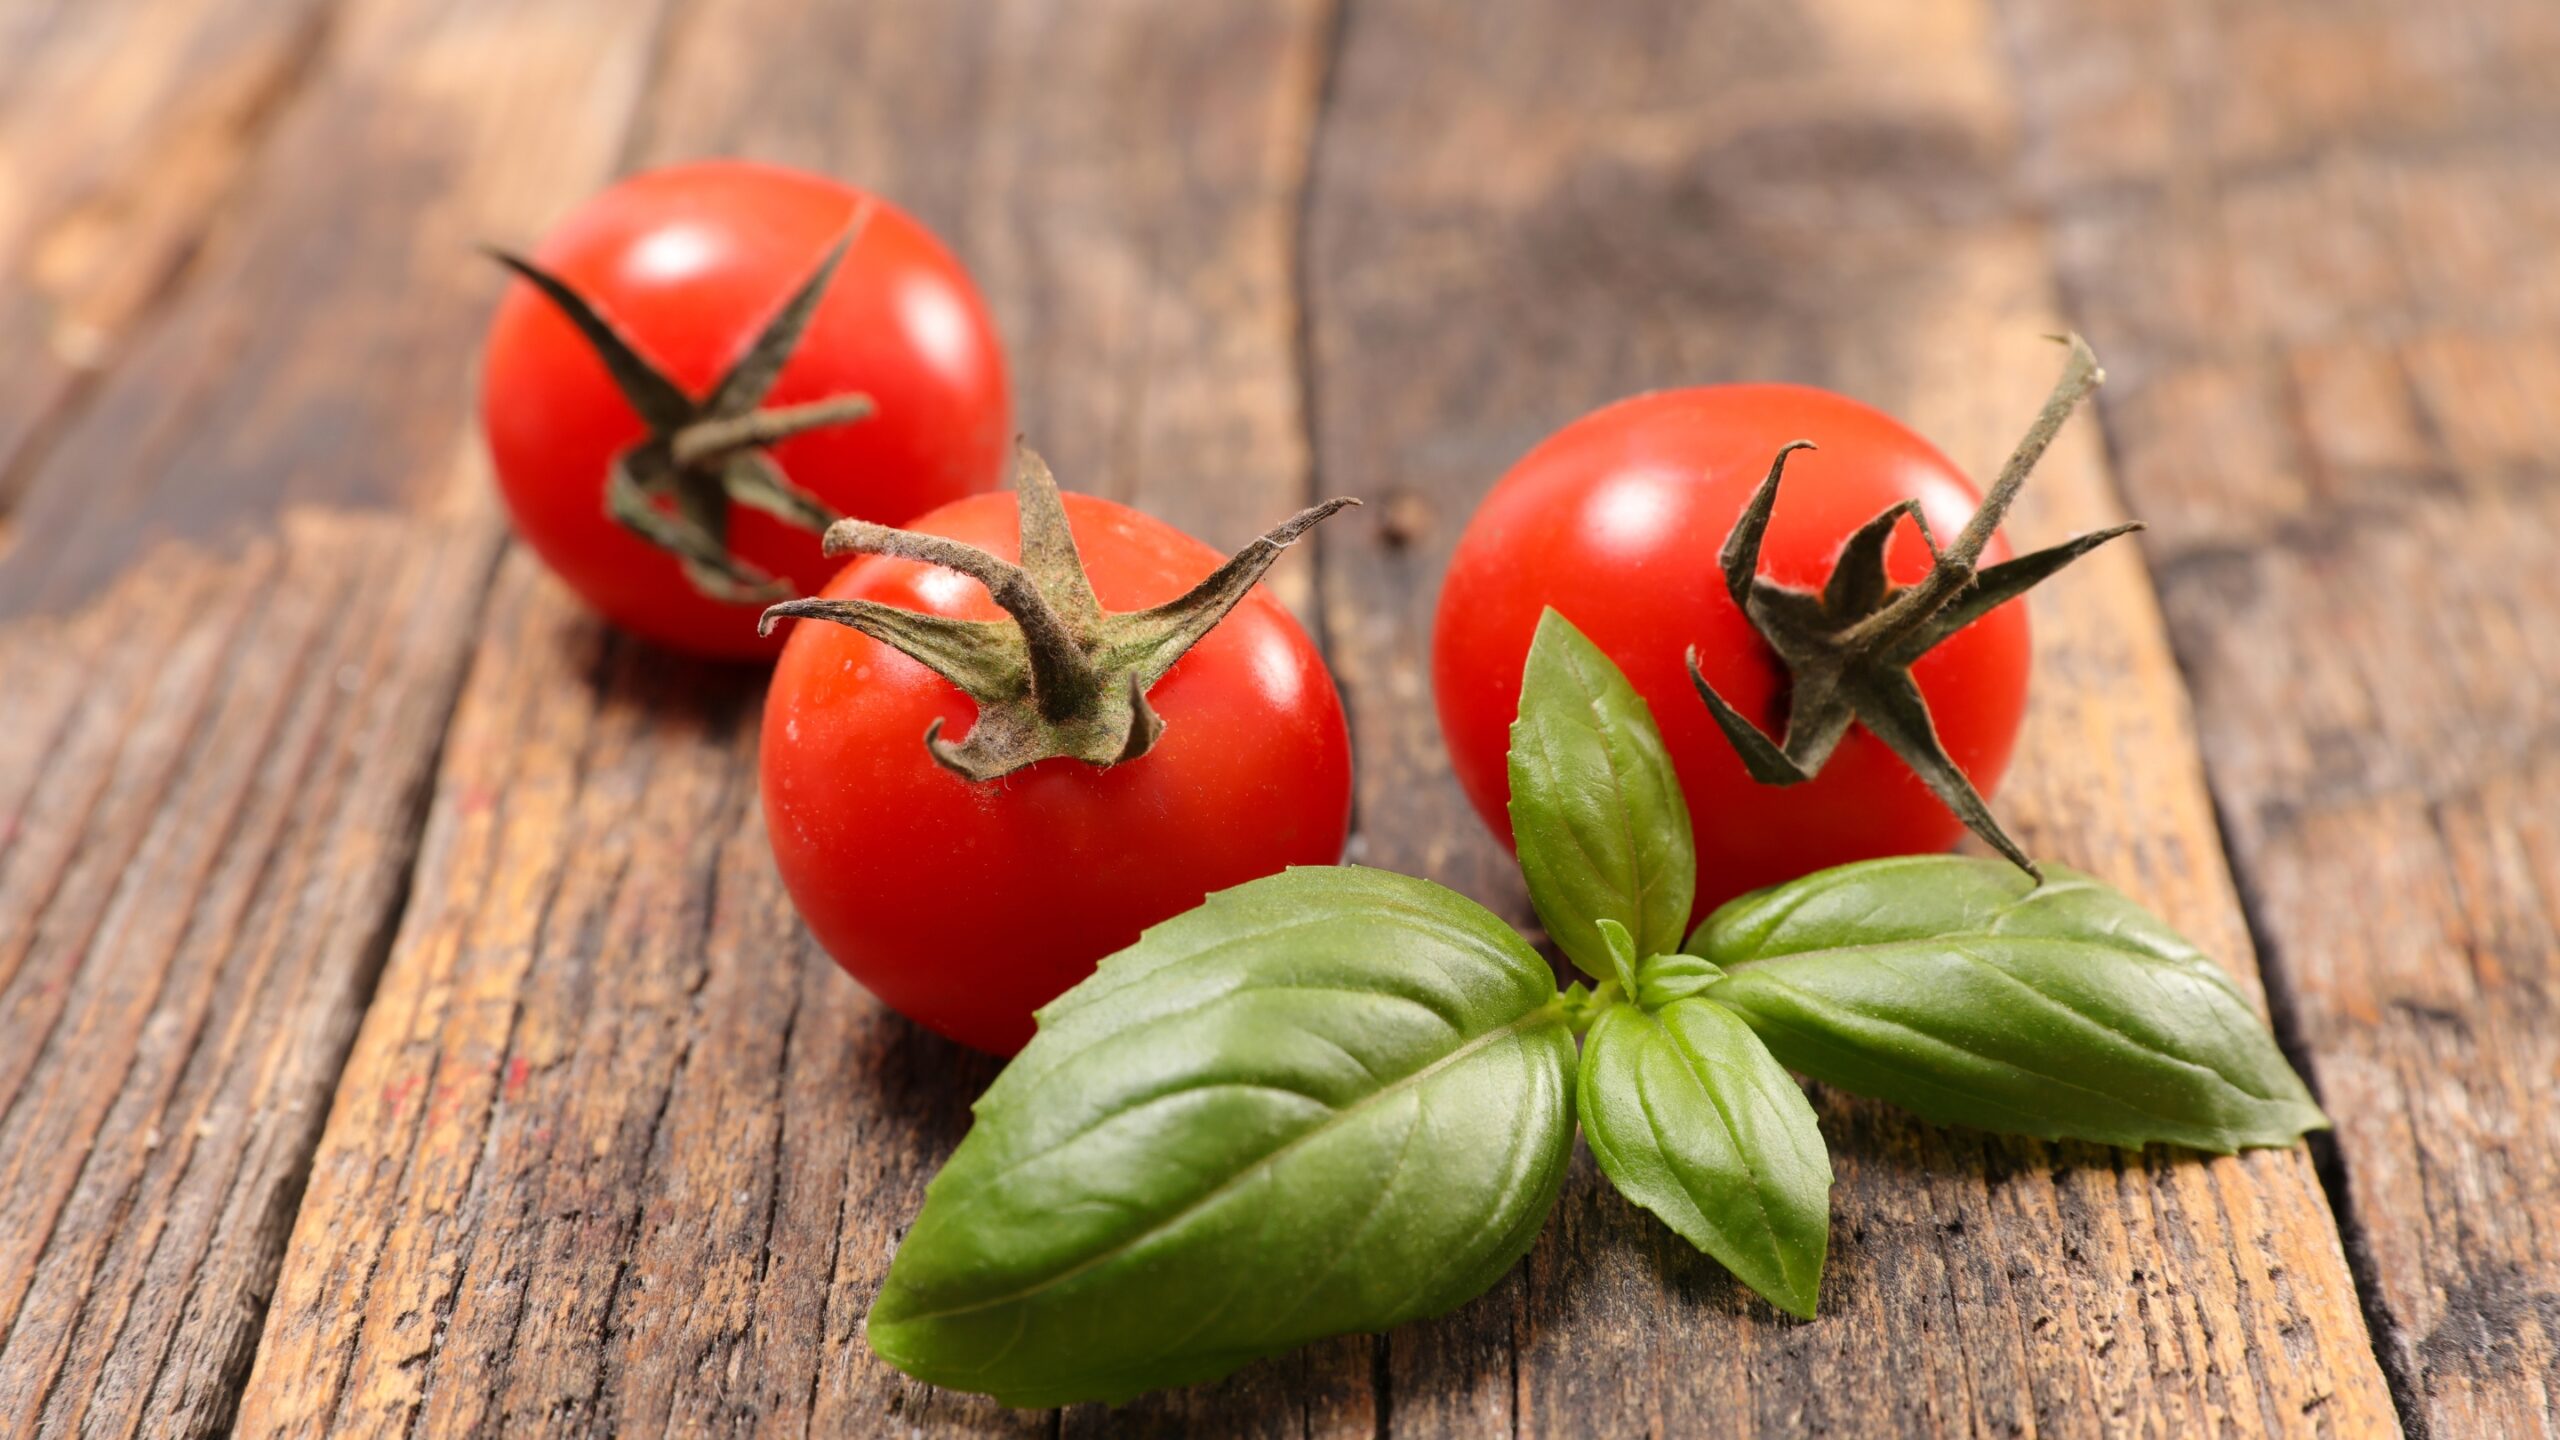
(2004, 0), (2560, 1431)
(1301, 0), (2400, 1434)
(0, 0), (336, 518)
(0, 0), (676, 1432)
(234, 2), (1351, 1433)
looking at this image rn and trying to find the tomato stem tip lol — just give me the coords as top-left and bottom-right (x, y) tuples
(1688, 334), (2133, 879)
(487, 207), (879, 604)
(762, 443), (1358, 782)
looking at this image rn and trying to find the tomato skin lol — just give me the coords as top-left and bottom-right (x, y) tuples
(1433, 385), (2031, 910)
(481, 161), (1010, 658)
(762, 492), (1354, 1054)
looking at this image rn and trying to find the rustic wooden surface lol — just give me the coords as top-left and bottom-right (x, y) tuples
(1305, 2), (2387, 1435)
(2002, 2), (2560, 1433)
(0, 0), (2547, 1435)
(0, 0), (671, 1434)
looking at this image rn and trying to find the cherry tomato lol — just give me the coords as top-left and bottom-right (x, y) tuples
(481, 160), (1009, 657)
(762, 491), (1354, 1054)
(1433, 385), (2030, 910)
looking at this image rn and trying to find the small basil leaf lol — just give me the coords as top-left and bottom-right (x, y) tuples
(1597, 917), (1642, 997)
(1633, 951), (1725, 1009)
(866, 866), (1578, 1409)
(1694, 857), (2328, 1153)
(1579, 998), (1831, 1318)
(1508, 608), (1695, 978)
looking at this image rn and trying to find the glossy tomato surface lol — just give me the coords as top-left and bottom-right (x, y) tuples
(1433, 385), (2030, 909)
(762, 492), (1354, 1054)
(482, 160), (1009, 657)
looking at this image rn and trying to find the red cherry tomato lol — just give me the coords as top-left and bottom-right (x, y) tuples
(1433, 385), (2030, 910)
(481, 160), (1009, 657)
(762, 491), (1354, 1054)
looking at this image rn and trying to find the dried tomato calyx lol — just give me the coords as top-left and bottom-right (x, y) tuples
(760, 444), (1357, 783)
(1689, 334), (2133, 880)
(487, 208), (877, 604)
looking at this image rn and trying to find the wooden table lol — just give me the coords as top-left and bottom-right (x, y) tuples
(1, 0), (2551, 1434)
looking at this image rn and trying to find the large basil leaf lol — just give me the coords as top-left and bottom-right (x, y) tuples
(1579, 998), (1831, 1318)
(1693, 854), (2231, 984)
(866, 866), (1578, 1408)
(1508, 608), (1694, 977)
(1695, 857), (2327, 1153)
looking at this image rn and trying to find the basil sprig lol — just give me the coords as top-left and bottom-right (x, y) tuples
(867, 607), (2325, 1406)
(1507, 612), (1835, 1318)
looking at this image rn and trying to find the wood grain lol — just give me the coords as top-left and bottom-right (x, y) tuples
(0, 0), (676, 1432)
(0, 0), (336, 520)
(234, 2), (1353, 1433)
(11, 0), (2541, 1432)
(2004, 0), (2560, 1431)
(1301, 0), (2399, 1433)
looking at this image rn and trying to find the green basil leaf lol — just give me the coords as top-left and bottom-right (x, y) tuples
(1632, 951), (1725, 1009)
(1691, 853), (2231, 983)
(1508, 608), (1695, 977)
(1579, 998), (1831, 1318)
(1596, 917), (1642, 997)
(1694, 856), (2328, 1153)
(866, 866), (1578, 1408)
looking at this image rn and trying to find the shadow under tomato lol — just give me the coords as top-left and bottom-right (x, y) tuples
(553, 611), (770, 727)
(850, 993), (1009, 1143)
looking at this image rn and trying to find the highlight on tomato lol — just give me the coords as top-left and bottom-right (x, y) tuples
(479, 159), (1010, 658)
(757, 445), (1359, 1053)
(1432, 336), (2128, 908)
